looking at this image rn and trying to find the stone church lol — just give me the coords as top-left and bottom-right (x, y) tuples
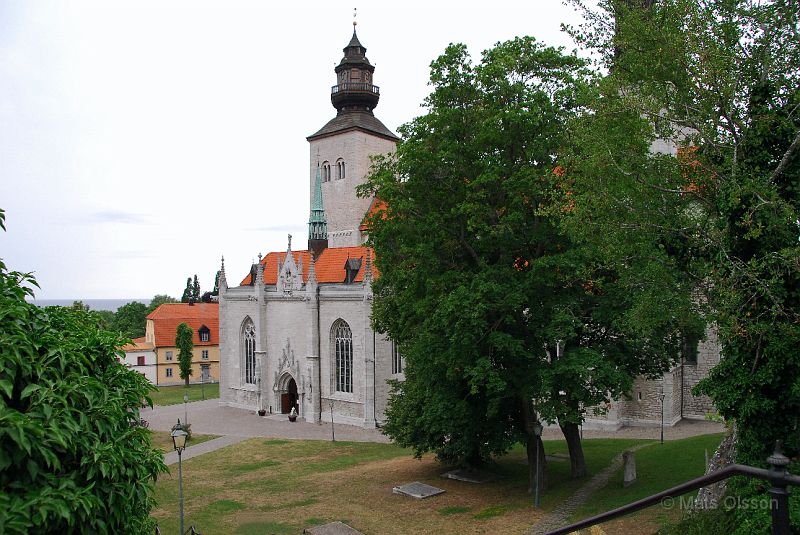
(218, 27), (401, 428)
(218, 27), (720, 430)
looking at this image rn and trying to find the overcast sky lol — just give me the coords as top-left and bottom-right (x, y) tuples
(1, 1), (593, 299)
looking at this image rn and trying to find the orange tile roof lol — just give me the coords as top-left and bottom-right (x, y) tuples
(240, 246), (378, 286)
(146, 303), (219, 348)
(359, 198), (388, 231)
(121, 337), (154, 351)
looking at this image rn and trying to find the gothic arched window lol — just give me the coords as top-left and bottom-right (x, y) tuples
(336, 159), (346, 180)
(242, 318), (256, 385)
(322, 161), (331, 182)
(332, 319), (352, 393)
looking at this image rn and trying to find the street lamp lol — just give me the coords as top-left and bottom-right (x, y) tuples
(533, 422), (543, 508)
(329, 400), (336, 442)
(171, 419), (188, 535)
(183, 393), (189, 426)
(659, 386), (666, 445)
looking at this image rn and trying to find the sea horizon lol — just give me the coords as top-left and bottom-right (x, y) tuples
(27, 298), (150, 312)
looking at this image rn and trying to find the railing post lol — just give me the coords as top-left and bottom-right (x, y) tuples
(767, 441), (791, 535)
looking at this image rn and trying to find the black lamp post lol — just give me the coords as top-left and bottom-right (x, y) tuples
(329, 400), (336, 442)
(533, 422), (543, 508)
(183, 393), (189, 426)
(659, 387), (665, 444)
(171, 419), (188, 535)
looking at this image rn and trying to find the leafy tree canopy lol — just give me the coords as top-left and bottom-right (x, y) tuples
(0, 218), (165, 533)
(563, 0), (799, 529)
(111, 301), (148, 339)
(361, 36), (697, 487)
(146, 294), (177, 315)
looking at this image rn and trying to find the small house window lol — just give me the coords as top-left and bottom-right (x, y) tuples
(165, 351), (173, 361)
(199, 326), (210, 342)
(166, 368), (173, 378)
(336, 159), (345, 180)
(202, 349), (209, 360)
(322, 161), (331, 182)
(137, 356), (145, 366)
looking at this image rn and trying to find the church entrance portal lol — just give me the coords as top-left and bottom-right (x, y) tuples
(280, 377), (298, 414)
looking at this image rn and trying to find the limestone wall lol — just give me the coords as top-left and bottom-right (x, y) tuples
(681, 327), (721, 419)
(309, 131), (396, 248)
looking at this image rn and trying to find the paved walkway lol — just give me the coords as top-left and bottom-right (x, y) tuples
(144, 398), (389, 443)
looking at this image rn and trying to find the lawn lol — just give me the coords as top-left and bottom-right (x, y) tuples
(148, 383), (219, 406)
(151, 437), (659, 534)
(149, 430), (221, 453)
(569, 433), (725, 534)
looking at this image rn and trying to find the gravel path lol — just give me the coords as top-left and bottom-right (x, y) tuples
(526, 443), (653, 535)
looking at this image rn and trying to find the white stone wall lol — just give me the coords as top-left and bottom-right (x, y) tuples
(374, 334), (397, 424)
(317, 286), (368, 423)
(218, 286), (260, 409)
(220, 280), (393, 428)
(263, 292), (311, 416)
(309, 131), (396, 248)
(121, 349), (157, 384)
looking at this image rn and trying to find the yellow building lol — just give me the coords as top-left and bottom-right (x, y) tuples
(144, 302), (220, 386)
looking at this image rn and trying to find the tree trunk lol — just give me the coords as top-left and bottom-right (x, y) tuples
(560, 421), (587, 478)
(521, 396), (547, 493)
(185, 377), (190, 386)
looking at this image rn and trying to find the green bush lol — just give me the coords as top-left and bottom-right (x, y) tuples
(0, 247), (166, 533)
(658, 507), (739, 535)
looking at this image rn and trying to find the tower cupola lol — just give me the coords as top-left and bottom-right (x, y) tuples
(331, 26), (380, 114)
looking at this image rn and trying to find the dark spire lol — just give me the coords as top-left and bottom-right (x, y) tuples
(331, 24), (380, 114)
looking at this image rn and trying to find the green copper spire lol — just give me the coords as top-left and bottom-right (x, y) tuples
(308, 164), (328, 246)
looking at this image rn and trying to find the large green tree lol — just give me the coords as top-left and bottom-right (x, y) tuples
(111, 301), (147, 339)
(146, 294), (177, 315)
(175, 322), (194, 386)
(564, 0), (799, 530)
(361, 37), (695, 490)
(180, 277), (192, 303)
(0, 210), (165, 534)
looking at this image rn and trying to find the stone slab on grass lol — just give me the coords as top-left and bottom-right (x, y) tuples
(303, 521), (364, 535)
(392, 481), (446, 499)
(441, 468), (497, 484)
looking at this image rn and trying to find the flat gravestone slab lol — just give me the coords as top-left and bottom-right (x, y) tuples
(304, 521), (364, 535)
(392, 481), (446, 499)
(441, 468), (497, 484)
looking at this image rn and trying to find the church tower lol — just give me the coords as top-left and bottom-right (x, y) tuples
(307, 23), (399, 248)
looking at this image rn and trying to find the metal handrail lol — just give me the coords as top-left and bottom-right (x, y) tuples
(331, 83), (380, 94)
(545, 442), (799, 535)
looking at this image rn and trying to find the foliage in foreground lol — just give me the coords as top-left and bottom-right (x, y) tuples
(563, 0), (799, 531)
(0, 234), (166, 533)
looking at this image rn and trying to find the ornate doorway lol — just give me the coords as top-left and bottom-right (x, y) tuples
(280, 377), (298, 414)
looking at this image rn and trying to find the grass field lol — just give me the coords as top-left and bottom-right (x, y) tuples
(149, 430), (221, 453)
(148, 383), (219, 406)
(566, 433), (725, 534)
(150, 437), (676, 534)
